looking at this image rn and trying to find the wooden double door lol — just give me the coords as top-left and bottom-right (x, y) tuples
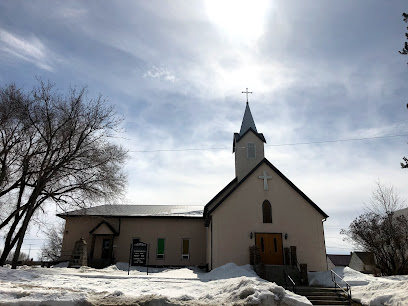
(255, 233), (284, 265)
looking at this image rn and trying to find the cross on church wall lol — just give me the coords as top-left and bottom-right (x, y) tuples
(242, 87), (252, 103)
(259, 171), (272, 191)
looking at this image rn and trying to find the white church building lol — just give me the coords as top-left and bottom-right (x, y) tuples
(59, 99), (329, 272)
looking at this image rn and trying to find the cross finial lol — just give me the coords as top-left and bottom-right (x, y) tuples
(242, 88), (253, 104)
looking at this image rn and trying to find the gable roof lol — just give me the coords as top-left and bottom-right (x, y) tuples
(327, 254), (351, 266)
(89, 220), (118, 235)
(354, 252), (376, 266)
(204, 158), (329, 222)
(204, 178), (238, 216)
(58, 205), (204, 218)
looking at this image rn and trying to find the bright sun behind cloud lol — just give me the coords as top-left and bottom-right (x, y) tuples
(204, 0), (270, 41)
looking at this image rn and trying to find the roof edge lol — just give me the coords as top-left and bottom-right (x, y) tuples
(207, 158), (329, 219)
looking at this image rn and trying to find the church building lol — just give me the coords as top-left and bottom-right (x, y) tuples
(58, 98), (329, 272)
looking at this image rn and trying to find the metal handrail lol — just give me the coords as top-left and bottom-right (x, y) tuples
(283, 271), (296, 293)
(330, 269), (352, 301)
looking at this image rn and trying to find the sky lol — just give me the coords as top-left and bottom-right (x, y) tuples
(0, 0), (407, 258)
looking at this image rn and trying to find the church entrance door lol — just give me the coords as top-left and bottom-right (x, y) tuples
(255, 233), (283, 265)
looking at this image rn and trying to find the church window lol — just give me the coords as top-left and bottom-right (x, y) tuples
(157, 238), (165, 259)
(247, 143), (256, 159)
(274, 238), (278, 253)
(260, 237), (265, 252)
(262, 200), (272, 223)
(182, 238), (190, 259)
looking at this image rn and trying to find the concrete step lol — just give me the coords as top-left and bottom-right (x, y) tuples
(302, 290), (339, 296)
(295, 287), (350, 306)
(307, 295), (348, 301)
(307, 300), (349, 306)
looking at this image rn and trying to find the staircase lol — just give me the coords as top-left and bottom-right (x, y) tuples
(262, 265), (301, 286)
(296, 287), (351, 306)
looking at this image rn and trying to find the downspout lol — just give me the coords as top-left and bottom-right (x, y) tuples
(210, 217), (213, 271)
(322, 218), (328, 270)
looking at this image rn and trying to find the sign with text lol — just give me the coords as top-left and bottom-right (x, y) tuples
(131, 242), (148, 266)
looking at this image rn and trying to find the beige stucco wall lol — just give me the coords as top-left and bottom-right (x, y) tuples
(326, 257), (335, 270)
(60, 216), (206, 267)
(208, 162), (327, 271)
(235, 132), (264, 181)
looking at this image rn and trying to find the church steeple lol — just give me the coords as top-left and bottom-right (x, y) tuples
(233, 97), (266, 181)
(239, 102), (258, 135)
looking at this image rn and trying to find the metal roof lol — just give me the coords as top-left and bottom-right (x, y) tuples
(58, 204), (204, 218)
(239, 102), (257, 135)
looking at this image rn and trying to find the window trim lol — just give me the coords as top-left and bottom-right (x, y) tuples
(157, 238), (165, 259)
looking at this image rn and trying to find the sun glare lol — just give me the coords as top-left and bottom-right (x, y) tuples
(204, 0), (270, 41)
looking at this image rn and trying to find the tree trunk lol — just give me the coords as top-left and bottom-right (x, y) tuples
(0, 208), (27, 266)
(11, 207), (35, 269)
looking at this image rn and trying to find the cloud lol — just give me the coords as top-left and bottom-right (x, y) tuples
(0, 28), (54, 71)
(59, 7), (87, 19)
(143, 66), (176, 82)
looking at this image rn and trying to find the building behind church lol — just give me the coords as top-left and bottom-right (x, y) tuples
(59, 99), (328, 272)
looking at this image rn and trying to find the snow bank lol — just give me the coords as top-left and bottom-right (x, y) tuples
(203, 262), (258, 280)
(52, 261), (69, 268)
(0, 263), (312, 305)
(308, 266), (372, 287)
(309, 267), (408, 306)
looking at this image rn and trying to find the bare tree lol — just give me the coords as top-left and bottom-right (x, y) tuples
(363, 181), (404, 215)
(6, 251), (29, 262)
(341, 182), (408, 275)
(0, 81), (127, 268)
(399, 12), (408, 56)
(40, 221), (64, 261)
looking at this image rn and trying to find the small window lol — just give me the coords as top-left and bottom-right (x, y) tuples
(247, 143), (256, 159)
(262, 200), (272, 223)
(274, 238), (278, 253)
(182, 239), (190, 260)
(261, 237), (265, 252)
(157, 238), (165, 259)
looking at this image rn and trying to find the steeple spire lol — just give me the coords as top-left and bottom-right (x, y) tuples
(239, 102), (258, 135)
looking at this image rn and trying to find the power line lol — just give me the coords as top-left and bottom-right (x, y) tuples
(128, 133), (408, 153)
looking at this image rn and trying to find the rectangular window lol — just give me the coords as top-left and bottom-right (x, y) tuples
(247, 143), (256, 159)
(182, 239), (190, 260)
(157, 238), (165, 259)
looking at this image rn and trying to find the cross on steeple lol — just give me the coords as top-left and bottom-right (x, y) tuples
(241, 88), (252, 103)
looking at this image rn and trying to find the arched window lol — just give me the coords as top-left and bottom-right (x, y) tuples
(262, 200), (272, 223)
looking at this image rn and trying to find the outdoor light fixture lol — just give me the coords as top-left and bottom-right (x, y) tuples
(250, 232), (253, 239)
(285, 233), (288, 240)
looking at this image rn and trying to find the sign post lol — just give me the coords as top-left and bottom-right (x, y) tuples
(128, 243), (132, 275)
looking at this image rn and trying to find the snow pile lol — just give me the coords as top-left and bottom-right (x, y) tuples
(203, 262), (258, 280)
(0, 263), (312, 305)
(308, 266), (371, 287)
(309, 267), (408, 306)
(52, 261), (69, 268)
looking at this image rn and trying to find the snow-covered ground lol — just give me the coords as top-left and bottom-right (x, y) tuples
(0, 262), (311, 305)
(309, 266), (408, 306)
